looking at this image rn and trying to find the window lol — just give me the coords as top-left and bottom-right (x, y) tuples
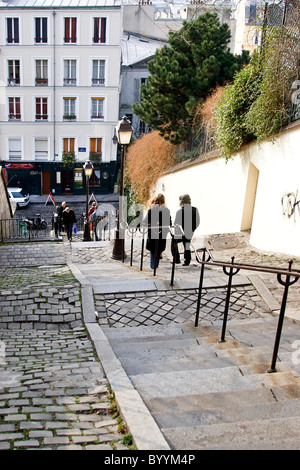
(7, 18), (19, 44)
(8, 97), (21, 120)
(92, 60), (105, 86)
(35, 59), (48, 85)
(35, 138), (48, 161)
(90, 138), (102, 163)
(93, 17), (106, 44)
(64, 60), (76, 86)
(252, 29), (262, 46)
(35, 98), (48, 120)
(63, 98), (76, 120)
(35, 18), (47, 43)
(8, 60), (20, 86)
(64, 17), (76, 43)
(139, 120), (147, 135)
(8, 138), (22, 161)
(89, 170), (101, 187)
(91, 98), (104, 120)
(63, 138), (75, 160)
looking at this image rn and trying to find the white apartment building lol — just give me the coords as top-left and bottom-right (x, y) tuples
(0, 0), (122, 196)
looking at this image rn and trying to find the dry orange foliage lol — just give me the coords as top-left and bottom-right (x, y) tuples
(126, 131), (176, 204)
(202, 87), (225, 125)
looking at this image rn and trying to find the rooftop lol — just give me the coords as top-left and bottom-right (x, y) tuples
(0, 0), (121, 8)
(121, 32), (166, 66)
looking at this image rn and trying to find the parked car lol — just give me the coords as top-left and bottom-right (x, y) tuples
(7, 187), (30, 208)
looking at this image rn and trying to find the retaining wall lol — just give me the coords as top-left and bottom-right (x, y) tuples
(153, 121), (300, 257)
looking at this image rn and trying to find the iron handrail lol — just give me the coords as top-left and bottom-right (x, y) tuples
(123, 223), (184, 275)
(194, 247), (300, 278)
(193, 247), (300, 373)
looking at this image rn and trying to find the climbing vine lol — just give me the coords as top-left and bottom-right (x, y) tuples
(214, 21), (300, 160)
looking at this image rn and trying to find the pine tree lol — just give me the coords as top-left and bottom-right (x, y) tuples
(133, 12), (249, 145)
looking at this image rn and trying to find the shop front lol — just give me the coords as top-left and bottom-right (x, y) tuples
(0, 161), (117, 196)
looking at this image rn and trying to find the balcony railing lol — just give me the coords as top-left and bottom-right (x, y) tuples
(35, 78), (48, 86)
(63, 78), (76, 86)
(91, 78), (105, 86)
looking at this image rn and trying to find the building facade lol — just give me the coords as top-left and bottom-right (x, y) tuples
(0, 0), (122, 196)
(120, 32), (166, 139)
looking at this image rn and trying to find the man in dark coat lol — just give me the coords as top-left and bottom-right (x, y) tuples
(171, 194), (200, 266)
(62, 206), (77, 241)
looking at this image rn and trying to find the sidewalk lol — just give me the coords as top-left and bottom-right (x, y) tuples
(69, 233), (300, 449)
(1, 232), (300, 449)
(29, 193), (119, 205)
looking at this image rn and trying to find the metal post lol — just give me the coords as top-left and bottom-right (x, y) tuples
(268, 260), (299, 372)
(83, 174), (91, 242)
(170, 239), (177, 287)
(220, 257), (240, 342)
(111, 145), (127, 260)
(139, 226), (147, 271)
(140, 238), (145, 271)
(153, 239), (159, 276)
(195, 249), (210, 327)
(128, 227), (136, 266)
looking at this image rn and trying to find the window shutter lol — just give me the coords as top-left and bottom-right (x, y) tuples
(42, 18), (47, 43)
(65, 18), (70, 42)
(71, 18), (76, 42)
(14, 18), (19, 43)
(100, 18), (106, 43)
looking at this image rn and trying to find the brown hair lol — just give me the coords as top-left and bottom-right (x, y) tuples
(151, 193), (166, 207)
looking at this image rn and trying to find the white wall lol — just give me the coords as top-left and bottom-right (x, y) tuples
(153, 153), (249, 239)
(153, 121), (300, 257)
(247, 123), (300, 257)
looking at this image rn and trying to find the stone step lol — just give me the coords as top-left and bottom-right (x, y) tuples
(130, 367), (298, 399)
(149, 396), (300, 429)
(161, 414), (300, 450)
(104, 318), (298, 375)
(102, 312), (300, 449)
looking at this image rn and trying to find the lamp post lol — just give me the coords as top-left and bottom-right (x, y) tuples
(83, 160), (94, 242)
(111, 116), (133, 260)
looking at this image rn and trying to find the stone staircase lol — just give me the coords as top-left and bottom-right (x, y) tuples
(103, 315), (300, 450)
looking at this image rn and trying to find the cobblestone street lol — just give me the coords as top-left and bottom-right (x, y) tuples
(1, 231), (300, 450)
(0, 254), (129, 451)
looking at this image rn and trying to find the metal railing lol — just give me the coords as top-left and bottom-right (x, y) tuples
(191, 247), (300, 373)
(0, 213), (116, 243)
(119, 225), (300, 374)
(0, 215), (84, 242)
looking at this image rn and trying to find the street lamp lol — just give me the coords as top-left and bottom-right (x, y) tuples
(83, 160), (94, 242)
(111, 116), (133, 260)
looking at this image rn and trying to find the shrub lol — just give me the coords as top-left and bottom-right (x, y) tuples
(213, 53), (262, 160)
(126, 131), (176, 204)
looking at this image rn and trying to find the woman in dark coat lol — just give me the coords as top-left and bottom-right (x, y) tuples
(143, 194), (171, 269)
(62, 206), (77, 241)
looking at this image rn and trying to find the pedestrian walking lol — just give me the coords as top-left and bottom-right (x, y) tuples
(88, 201), (97, 218)
(52, 206), (61, 238)
(91, 207), (105, 241)
(143, 194), (171, 269)
(62, 207), (77, 242)
(58, 201), (67, 233)
(171, 194), (200, 266)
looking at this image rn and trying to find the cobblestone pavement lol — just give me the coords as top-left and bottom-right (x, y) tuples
(95, 285), (269, 329)
(0, 261), (130, 450)
(1, 230), (300, 450)
(0, 328), (127, 450)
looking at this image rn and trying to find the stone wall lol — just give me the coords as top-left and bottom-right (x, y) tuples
(0, 168), (12, 221)
(153, 120), (300, 257)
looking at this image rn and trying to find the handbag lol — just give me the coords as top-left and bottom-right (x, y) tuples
(73, 224), (77, 234)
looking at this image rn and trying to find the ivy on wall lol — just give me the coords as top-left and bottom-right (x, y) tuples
(214, 26), (300, 160)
